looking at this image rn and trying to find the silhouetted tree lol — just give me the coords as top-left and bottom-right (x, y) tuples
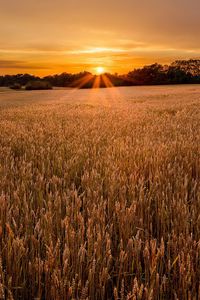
(166, 66), (192, 84)
(127, 63), (167, 85)
(172, 59), (200, 76)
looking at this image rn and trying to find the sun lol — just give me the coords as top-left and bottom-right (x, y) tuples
(96, 66), (105, 75)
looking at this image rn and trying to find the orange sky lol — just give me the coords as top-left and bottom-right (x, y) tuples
(0, 0), (200, 75)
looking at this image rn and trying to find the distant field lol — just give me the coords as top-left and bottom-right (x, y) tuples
(0, 85), (200, 299)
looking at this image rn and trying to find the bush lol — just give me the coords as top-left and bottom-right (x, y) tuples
(25, 80), (52, 90)
(9, 83), (22, 90)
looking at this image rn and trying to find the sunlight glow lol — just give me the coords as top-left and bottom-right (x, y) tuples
(96, 67), (105, 75)
(70, 47), (125, 54)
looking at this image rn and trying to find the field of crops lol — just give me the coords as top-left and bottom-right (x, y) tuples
(0, 85), (200, 299)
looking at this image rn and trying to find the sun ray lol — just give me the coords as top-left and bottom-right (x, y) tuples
(71, 73), (94, 89)
(92, 75), (101, 88)
(101, 74), (113, 88)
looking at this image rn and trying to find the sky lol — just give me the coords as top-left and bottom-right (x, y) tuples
(0, 0), (200, 75)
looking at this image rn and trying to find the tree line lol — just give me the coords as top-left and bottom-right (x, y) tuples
(1, 59), (200, 89)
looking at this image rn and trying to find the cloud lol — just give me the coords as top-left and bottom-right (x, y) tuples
(0, 60), (50, 70)
(0, 0), (200, 74)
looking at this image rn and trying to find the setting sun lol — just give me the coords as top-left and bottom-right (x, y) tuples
(96, 67), (105, 75)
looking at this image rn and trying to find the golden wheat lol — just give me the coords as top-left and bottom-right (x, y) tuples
(0, 86), (200, 299)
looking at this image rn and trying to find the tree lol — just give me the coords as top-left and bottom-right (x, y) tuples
(172, 59), (200, 76)
(128, 64), (167, 85)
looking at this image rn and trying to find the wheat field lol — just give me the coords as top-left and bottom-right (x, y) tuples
(0, 85), (200, 299)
